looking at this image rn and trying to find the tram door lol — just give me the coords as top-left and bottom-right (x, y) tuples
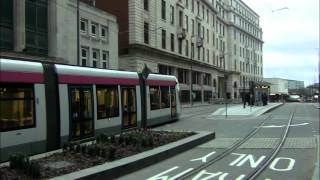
(121, 87), (137, 129)
(69, 86), (94, 140)
(170, 86), (177, 118)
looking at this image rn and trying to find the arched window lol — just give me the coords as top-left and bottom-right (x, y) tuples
(213, 79), (217, 87)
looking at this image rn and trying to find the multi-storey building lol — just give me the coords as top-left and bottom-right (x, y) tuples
(228, 0), (264, 95)
(264, 78), (305, 95)
(49, 0), (119, 69)
(0, 0), (118, 69)
(94, 0), (263, 104)
(264, 78), (289, 95)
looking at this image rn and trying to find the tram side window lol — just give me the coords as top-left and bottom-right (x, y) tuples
(0, 84), (35, 132)
(150, 86), (160, 110)
(160, 86), (170, 108)
(96, 86), (119, 119)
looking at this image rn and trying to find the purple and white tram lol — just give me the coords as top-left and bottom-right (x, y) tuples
(0, 58), (180, 162)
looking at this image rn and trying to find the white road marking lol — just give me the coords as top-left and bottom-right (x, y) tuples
(146, 166), (179, 180)
(190, 151), (216, 163)
(230, 153), (266, 168)
(168, 168), (194, 180)
(269, 157), (295, 172)
(192, 171), (229, 180)
(230, 153), (247, 166)
(235, 174), (246, 180)
(260, 123), (309, 128)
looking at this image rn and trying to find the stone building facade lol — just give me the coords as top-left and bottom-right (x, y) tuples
(0, 0), (119, 69)
(93, 0), (263, 104)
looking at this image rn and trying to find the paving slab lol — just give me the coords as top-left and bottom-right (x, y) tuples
(211, 103), (282, 117)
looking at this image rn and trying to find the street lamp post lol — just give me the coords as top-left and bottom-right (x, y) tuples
(221, 55), (228, 118)
(139, 64), (151, 129)
(219, 35), (227, 118)
(190, 36), (195, 107)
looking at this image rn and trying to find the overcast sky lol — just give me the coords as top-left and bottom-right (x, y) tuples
(243, 0), (319, 86)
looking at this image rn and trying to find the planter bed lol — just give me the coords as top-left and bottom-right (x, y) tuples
(0, 129), (194, 179)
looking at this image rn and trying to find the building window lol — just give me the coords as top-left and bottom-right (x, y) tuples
(91, 23), (99, 37)
(185, 15), (188, 31)
(170, 5), (174, 24)
(25, 0), (48, 54)
(192, 0), (194, 12)
(191, 43), (194, 59)
(80, 18), (88, 33)
(96, 86), (119, 119)
(197, 22), (201, 37)
(202, 5), (204, 18)
(150, 86), (160, 110)
(160, 86), (170, 108)
(191, 19), (195, 36)
(0, 84), (35, 132)
(0, 0), (13, 50)
(202, 47), (205, 61)
(144, 22), (149, 44)
(213, 51), (215, 65)
(197, 1), (200, 16)
(102, 51), (109, 69)
(185, 40), (189, 56)
(178, 39), (182, 54)
(207, 49), (209, 62)
(144, 0), (149, 11)
(170, 33), (175, 52)
(92, 49), (99, 68)
(81, 47), (89, 66)
(178, 68), (188, 84)
(101, 26), (108, 39)
(179, 10), (183, 27)
(161, 0), (166, 20)
(161, 29), (166, 49)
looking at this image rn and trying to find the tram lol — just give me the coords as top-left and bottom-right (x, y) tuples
(0, 58), (180, 161)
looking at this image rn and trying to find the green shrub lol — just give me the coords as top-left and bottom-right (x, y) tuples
(9, 154), (41, 178)
(110, 135), (115, 144)
(25, 161), (41, 178)
(108, 146), (116, 160)
(9, 154), (27, 169)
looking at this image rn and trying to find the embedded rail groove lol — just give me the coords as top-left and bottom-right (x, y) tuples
(177, 114), (273, 180)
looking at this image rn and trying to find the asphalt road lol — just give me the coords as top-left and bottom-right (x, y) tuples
(118, 103), (319, 180)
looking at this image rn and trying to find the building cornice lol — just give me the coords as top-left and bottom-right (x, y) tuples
(229, 23), (264, 43)
(127, 44), (226, 73)
(201, 0), (218, 14)
(227, 8), (261, 31)
(0, 51), (68, 64)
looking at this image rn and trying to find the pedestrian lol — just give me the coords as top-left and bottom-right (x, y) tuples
(245, 93), (250, 107)
(262, 93), (266, 106)
(242, 92), (246, 108)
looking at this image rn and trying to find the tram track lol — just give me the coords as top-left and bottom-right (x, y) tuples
(176, 105), (297, 180)
(246, 107), (296, 179)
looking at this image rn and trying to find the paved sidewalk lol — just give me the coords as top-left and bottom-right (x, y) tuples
(211, 103), (282, 117)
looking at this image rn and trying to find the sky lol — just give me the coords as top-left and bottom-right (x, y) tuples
(243, 0), (319, 86)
